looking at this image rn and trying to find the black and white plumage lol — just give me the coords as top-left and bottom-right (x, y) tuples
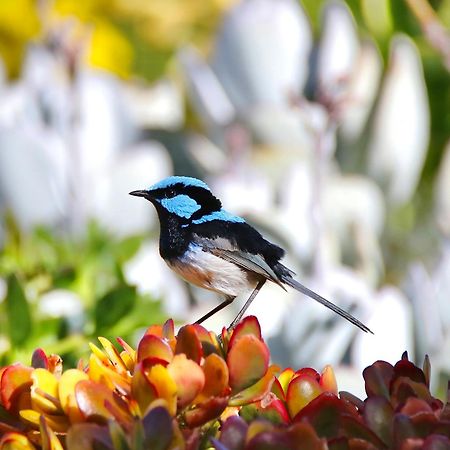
(130, 176), (372, 333)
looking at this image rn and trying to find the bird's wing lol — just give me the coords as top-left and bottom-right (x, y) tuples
(209, 247), (286, 290)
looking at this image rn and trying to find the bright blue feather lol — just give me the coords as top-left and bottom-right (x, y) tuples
(160, 195), (201, 219)
(150, 176), (210, 192)
(192, 209), (245, 225)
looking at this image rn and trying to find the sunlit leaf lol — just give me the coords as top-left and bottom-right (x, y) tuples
(5, 275), (32, 347)
(175, 325), (203, 363)
(167, 354), (205, 409)
(227, 334), (269, 393)
(58, 369), (89, 423)
(30, 368), (61, 415)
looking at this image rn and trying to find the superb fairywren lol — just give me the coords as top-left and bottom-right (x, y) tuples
(130, 176), (372, 333)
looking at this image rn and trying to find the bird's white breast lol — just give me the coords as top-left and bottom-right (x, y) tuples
(167, 244), (254, 297)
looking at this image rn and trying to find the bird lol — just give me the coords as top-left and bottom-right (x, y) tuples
(130, 176), (372, 333)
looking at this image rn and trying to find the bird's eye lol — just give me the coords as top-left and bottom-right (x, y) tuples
(167, 188), (176, 198)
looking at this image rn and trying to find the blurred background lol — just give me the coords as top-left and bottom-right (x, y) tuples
(0, 0), (449, 397)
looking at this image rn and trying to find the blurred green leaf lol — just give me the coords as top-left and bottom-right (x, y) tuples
(95, 284), (137, 333)
(5, 274), (32, 347)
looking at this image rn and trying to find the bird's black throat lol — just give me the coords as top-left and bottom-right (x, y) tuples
(155, 209), (190, 259)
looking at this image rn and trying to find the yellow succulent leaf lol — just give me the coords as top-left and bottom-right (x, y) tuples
(146, 365), (177, 416)
(58, 369), (89, 423)
(19, 410), (69, 433)
(98, 337), (128, 374)
(30, 369), (61, 415)
(0, 432), (36, 450)
(39, 415), (65, 450)
(88, 353), (130, 395)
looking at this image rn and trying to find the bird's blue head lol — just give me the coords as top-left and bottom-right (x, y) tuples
(129, 176), (223, 224)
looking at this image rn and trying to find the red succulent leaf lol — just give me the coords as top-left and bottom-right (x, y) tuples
(228, 316), (262, 349)
(137, 334), (173, 364)
(175, 325), (203, 363)
(392, 414), (417, 447)
(363, 361), (394, 399)
(0, 364), (33, 412)
(390, 378), (436, 410)
(162, 318), (175, 341)
(31, 349), (49, 370)
(227, 335), (269, 393)
(75, 380), (130, 427)
(295, 368), (320, 382)
(286, 422), (327, 450)
(200, 353), (230, 400)
(340, 391), (365, 411)
(183, 396), (228, 428)
(392, 359), (427, 385)
(363, 396), (394, 446)
(340, 414), (387, 448)
(293, 392), (358, 437)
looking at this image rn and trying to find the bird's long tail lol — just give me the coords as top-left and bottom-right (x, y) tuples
(280, 274), (373, 334)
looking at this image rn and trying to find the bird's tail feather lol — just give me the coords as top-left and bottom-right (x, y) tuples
(281, 275), (373, 334)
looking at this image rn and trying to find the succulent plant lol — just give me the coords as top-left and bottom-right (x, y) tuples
(0, 316), (449, 449)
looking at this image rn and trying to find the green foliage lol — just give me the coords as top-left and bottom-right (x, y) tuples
(0, 220), (165, 367)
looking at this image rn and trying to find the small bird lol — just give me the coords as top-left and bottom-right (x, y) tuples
(130, 176), (372, 333)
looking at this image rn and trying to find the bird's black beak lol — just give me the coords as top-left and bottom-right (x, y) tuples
(129, 190), (150, 199)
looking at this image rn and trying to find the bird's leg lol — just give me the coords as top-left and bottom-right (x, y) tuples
(228, 279), (266, 331)
(195, 295), (235, 325)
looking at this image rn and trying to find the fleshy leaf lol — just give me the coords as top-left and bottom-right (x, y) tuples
(131, 363), (158, 414)
(184, 396), (229, 428)
(363, 396), (394, 446)
(20, 409), (69, 432)
(98, 337), (128, 374)
(142, 405), (174, 450)
(228, 316), (262, 349)
(227, 334), (269, 393)
(167, 354), (205, 408)
(175, 325), (203, 363)
(31, 349), (49, 370)
(219, 415), (248, 450)
(66, 423), (113, 450)
(287, 374), (323, 418)
(39, 415), (64, 450)
(145, 365), (177, 416)
(277, 368), (295, 396)
(229, 365), (279, 406)
(320, 366), (338, 394)
(241, 393), (290, 424)
(137, 334), (173, 364)
(197, 353), (229, 401)
(0, 364), (32, 412)
(0, 432), (36, 450)
(58, 369), (89, 423)
(30, 369), (61, 415)
(363, 361), (394, 399)
(293, 392), (357, 437)
(88, 353), (130, 395)
(75, 380), (129, 426)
